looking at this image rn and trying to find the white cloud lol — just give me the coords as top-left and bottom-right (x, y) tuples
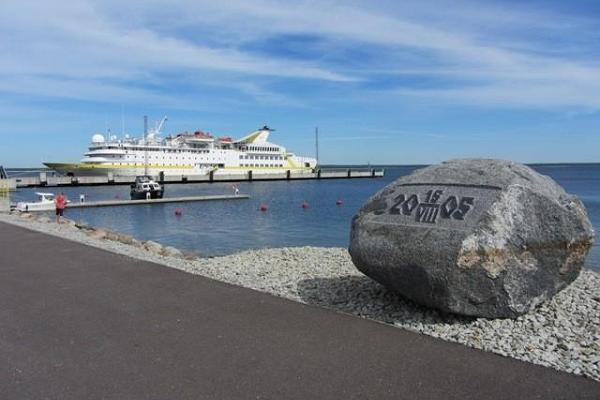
(0, 0), (599, 109)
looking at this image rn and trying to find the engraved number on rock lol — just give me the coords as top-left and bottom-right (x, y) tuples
(387, 190), (475, 223)
(402, 195), (419, 215)
(453, 197), (474, 220)
(389, 194), (405, 215)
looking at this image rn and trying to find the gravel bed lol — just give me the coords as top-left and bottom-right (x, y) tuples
(1, 212), (599, 382)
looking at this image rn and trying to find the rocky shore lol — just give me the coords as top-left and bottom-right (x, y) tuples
(1, 211), (599, 382)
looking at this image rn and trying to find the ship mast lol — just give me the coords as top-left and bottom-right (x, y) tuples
(315, 126), (319, 166)
(144, 115), (148, 176)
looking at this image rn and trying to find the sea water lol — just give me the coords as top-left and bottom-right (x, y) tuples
(9, 165), (600, 270)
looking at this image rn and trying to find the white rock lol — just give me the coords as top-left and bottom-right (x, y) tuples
(162, 246), (183, 258)
(143, 240), (163, 254)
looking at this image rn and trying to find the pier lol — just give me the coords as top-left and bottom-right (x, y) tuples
(53, 194), (247, 210)
(12, 194), (250, 212)
(9, 168), (385, 188)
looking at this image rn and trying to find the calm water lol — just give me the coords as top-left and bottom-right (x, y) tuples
(10, 165), (600, 270)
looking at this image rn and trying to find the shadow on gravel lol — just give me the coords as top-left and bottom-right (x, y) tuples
(296, 275), (475, 327)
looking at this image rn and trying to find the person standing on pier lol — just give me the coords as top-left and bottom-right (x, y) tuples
(55, 192), (66, 224)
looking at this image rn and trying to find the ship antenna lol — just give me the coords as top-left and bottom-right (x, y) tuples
(144, 115), (149, 176)
(121, 105), (125, 137)
(315, 126), (319, 167)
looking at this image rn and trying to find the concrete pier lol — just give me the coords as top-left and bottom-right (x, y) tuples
(21, 194), (249, 211)
(9, 168), (385, 188)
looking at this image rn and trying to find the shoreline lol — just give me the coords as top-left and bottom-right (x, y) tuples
(0, 211), (598, 382)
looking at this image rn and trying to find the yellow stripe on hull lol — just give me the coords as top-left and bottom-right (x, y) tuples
(44, 162), (313, 176)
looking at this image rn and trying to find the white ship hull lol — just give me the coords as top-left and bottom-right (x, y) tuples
(43, 163), (206, 177)
(43, 163), (313, 177)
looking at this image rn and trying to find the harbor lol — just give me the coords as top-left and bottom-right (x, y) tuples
(3, 2), (600, 398)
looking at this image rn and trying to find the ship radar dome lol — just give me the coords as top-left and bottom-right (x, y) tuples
(92, 134), (105, 143)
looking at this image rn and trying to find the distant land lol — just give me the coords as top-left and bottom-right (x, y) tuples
(4, 162), (600, 176)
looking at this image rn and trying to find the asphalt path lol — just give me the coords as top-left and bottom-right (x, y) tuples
(0, 221), (598, 399)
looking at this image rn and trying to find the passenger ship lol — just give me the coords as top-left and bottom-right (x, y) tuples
(44, 119), (317, 177)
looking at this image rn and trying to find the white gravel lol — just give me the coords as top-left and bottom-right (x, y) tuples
(2, 211), (599, 382)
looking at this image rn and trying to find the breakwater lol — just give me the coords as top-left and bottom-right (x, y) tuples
(17, 194), (248, 211)
(9, 168), (384, 188)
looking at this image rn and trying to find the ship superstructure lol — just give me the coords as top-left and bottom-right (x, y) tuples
(44, 119), (317, 177)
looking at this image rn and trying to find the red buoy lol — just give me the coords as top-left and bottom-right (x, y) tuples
(174, 208), (183, 216)
(259, 204), (268, 212)
(336, 199), (344, 206)
(301, 201), (309, 209)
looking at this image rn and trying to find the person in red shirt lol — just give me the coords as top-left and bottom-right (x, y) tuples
(55, 192), (67, 223)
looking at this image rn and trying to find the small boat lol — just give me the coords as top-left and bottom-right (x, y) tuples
(16, 192), (70, 212)
(130, 176), (164, 200)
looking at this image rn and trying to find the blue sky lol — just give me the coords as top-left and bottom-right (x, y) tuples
(1, 0), (599, 167)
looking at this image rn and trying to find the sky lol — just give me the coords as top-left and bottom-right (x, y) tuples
(1, 0), (599, 167)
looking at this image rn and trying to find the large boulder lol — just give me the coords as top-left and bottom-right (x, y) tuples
(349, 159), (594, 318)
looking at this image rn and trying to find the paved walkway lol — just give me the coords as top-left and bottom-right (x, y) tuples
(0, 222), (598, 399)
